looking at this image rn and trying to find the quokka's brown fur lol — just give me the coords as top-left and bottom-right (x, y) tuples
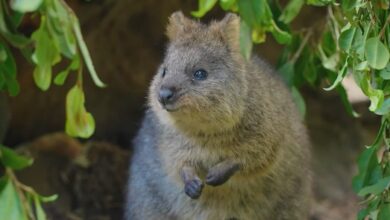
(126, 11), (311, 220)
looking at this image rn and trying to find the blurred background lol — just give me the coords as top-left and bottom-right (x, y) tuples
(0, 0), (381, 219)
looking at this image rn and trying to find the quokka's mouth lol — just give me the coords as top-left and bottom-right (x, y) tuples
(163, 104), (179, 112)
(158, 93), (184, 112)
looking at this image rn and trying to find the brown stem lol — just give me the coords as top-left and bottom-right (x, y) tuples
(6, 168), (35, 220)
(379, 13), (390, 40)
(291, 30), (312, 63)
(367, 1), (377, 26)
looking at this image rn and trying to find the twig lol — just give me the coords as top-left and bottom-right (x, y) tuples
(367, 1), (377, 26)
(6, 168), (35, 220)
(291, 30), (312, 63)
(379, 13), (390, 40)
(328, 6), (340, 44)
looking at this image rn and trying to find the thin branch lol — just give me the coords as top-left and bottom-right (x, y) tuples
(367, 1), (377, 27)
(328, 6), (340, 44)
(383, 128), (390, 150)
(6, 168), (35, 220)
(291, 30), (312, 63)
(379, 13), (390, 40)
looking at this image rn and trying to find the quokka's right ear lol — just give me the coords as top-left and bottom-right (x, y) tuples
(166, 11), (198, 40)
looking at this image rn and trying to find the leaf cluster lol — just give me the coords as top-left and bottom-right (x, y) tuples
(0, 145), (57, 220)
(0, 0), (105, 139)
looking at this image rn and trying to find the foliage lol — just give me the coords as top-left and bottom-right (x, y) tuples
(0, 0), (105, 139)
(0, 145), (57, 220)
(0, 0), (104, 219)
(193, 0), (390, 218)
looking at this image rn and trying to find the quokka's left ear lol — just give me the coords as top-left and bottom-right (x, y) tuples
(210, 13), (240, 53)
(166, 11), (199, 41)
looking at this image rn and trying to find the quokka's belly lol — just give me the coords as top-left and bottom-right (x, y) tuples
(165, 174), (272, 220)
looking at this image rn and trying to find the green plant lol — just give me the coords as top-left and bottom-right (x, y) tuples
(193, 0), (390, 219)
(0, 145), (57, 220)
(0, 0), (104, 138)
(0, 0), (104, 219)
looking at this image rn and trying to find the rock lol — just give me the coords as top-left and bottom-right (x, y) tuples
(15, 133), (130, 220)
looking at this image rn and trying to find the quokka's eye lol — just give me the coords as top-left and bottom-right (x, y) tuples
(162, 68), (167, 78)
(193, 69), (208, 81)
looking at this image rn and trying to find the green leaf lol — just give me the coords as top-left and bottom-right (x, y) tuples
(379, 63), (390, 79)
(0, 46), (6, 62)
(54, 55), (79, 86)
(378, 203), (390, 220)
(351, 27), (364, 59)
(317, 44), (339, 72)
(219, 0), (236, 10)
(277, 61), (294, 87)
(0, 145), (33, 170)
(358, 176), (390, 196)
(359, 197), (381, 220)
(353, 146), (382, 192)
(0, 177), (6, 196)
(360, 73), (384, 112)
(365, 37), (390, 70)
(31, 17), (61, 91)
(358, 208), (369, 220)
(38, 194), (58, 203)
(324, 56), (349, 91)
(341, 0), (358, 11)
(375, 99), (390, 115)
(355, 61), (368, 71)
(54, 70), (70, 86)
(336, 85), (359, 117)
(10, 0), (43, 13)
(339, 27), (356, 52)
(33, 66), (52, 91)
(306, 0), (334, 6)
(353, 120), (387, 192)
(301, 55), (317, 86)
(278, 0), (304, 23)
(252, 27), (266, 43)
(10, 11), (24, 28)
(321, 31), (336, 55)
(0, 42), (19, 96)
(237, 0), (257, 27)
(192, 0), (218, 17)
(72, 18), (106, 88)
(270, 21), (292, 44)
(66, 85), (95, 138)
(237, 0), (272, 28)
(34, 196), (46, 220)
(239, 20), (252, 60)
(0, 177), (28, 220)
(292, 86), (306, 118)
(0, 2), (31, 47)
(47, 0), (77, 58)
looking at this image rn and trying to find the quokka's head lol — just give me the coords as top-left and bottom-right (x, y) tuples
(150, 11), (248, 134)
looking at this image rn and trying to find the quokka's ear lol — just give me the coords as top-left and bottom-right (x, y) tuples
(166, 11), (199, 40)
(221, 13), (240, 52)
(211, 13), (240, 53)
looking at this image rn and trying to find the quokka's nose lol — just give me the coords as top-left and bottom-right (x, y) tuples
(158, 87), (176, 105)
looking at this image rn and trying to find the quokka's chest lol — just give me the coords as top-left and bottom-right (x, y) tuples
(158, 134), (238, 167)
(159, 135), (267, 174)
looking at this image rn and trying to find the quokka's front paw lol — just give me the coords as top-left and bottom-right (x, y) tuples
(206, 162), (240, 186)
(184, 178), (204, 199)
